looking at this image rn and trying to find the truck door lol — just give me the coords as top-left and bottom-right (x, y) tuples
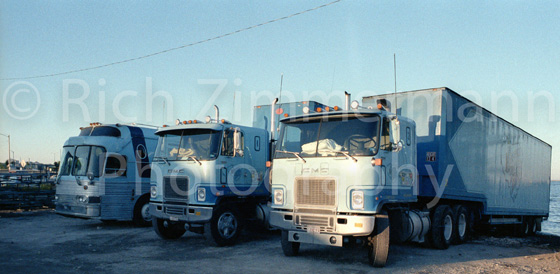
(221, 128), (252, 188)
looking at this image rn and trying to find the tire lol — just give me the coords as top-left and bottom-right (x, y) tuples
(428, 205), (454, 250)
(133, 196), (152, 227)
(281, 230), (300, 256)
(204, 205), (243, 246)
(152, 217), (186, 239)
(368, 210), (390, 267)
(451, 205), (469, 244)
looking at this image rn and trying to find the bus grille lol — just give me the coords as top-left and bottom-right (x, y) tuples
(163, 176), (189, 200)
(295, 178), (336, 207)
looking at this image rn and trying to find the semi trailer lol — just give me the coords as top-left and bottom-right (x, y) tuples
(269, 87), (551, 267)
(55, 123), (158, 226)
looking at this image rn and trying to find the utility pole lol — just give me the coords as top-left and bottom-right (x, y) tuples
(0, 133), (10, 172)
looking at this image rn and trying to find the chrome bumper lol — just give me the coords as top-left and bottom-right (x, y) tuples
(150, 202), (213, 223)
(55, 202), (100, 218)
(270, 210), (376, 246)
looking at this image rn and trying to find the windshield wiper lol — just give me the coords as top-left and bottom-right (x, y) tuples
(154, 156), (170, 165)
(276, 150), (306, 163)
(318, 150), (358, 162)
(187, 156), (202, 165)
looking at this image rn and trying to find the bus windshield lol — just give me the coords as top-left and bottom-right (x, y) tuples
(155, 129), (221, 161)
(275, 114), (380, 159)
(59, 145), (107, 177)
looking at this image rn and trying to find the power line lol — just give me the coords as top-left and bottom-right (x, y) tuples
(1, 0), (342, 81)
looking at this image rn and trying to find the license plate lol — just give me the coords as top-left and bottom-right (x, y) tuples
(307, 226), (320, 233)
(169, 216), (179, 221)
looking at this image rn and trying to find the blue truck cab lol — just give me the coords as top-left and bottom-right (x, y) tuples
(149, 114), (270, 246)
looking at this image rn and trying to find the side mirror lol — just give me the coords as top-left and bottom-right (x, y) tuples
(392, 141), (404, 152)
(390, 116), (403, 152)
(233, 128), (244, 157)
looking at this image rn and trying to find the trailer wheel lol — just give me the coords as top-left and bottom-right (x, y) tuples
(281, 230), (300, 256)
(133, 195), (151, 227)
(152, 218), (186, 239)
(204, 205), (242, 246)
(429, 205), (454, 249)
(368, 210), (390, 267)
(451, 205), (469, 244)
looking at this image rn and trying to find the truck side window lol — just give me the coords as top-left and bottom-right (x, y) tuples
(380, 118), (392, 151)
(105, 155), (127, 177)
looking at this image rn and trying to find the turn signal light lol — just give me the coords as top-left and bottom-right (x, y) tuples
(372, 158), (383, 166)
(266, 161), (272, 167)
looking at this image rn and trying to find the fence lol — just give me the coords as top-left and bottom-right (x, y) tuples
(0, 172), (56, 210)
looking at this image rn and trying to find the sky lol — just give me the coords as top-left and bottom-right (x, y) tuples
(0, 0), (559, 179)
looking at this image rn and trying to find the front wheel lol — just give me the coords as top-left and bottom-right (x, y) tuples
(133, 196), (152, 227)
(368, 210), (390, 267)
(281, 230), (300, 256)
(204, 205), (242, 246)
(152, 218), (186, 239)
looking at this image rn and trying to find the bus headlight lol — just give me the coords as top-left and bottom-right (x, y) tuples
(274, 189), (284, 205)
(197, 187), (206, 202)
(352, 190), (364, 209)
(150, 186), (157, 198)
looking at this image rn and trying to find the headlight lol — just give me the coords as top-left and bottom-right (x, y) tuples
(197, 187), (206, 202)
(54, 195), (59, 201)
(274, 189), (284, 205)
(150, 186), (157, 198)
(77, 195), (88, 204)
(352, 190), (364, 209)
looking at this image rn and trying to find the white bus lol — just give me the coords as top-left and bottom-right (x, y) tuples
(55, 123), (158, 226)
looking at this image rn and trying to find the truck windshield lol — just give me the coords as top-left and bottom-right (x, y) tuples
(155, 129), (221, 161)
(58, 145), (107, 177)
(275, 114), (380, 159)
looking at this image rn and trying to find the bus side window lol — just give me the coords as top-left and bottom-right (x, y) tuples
(105, 155), (127, 177)
(380, 118), (392, 151)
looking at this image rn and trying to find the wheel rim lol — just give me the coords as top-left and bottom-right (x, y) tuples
(217, 212), (237, 239)
(458, 213), (467, 238)
(444, 215), (453, 241)
(141, 203), (151, 222)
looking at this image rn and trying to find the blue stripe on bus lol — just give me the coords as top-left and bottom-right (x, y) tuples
(126, 126), (150, 178)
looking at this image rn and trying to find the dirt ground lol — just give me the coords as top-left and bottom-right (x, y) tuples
(1, 210), (559, 274)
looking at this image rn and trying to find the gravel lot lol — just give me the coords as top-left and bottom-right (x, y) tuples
(1, 210), (559, 274)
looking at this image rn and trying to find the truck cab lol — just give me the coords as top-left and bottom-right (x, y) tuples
(269, 99), (417, 266)
(149, 116), (270, 246)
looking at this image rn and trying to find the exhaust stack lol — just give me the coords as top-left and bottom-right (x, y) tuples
(271, 98), (279, 140)
(214, 105), (219, 123)
(345, 91), (351, 110)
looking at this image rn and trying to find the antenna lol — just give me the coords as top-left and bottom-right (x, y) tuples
(279, 73), (284, 104)
(393, 53), (398, 113)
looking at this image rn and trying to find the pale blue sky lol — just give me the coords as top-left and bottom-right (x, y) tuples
(1, 1), (559, 178)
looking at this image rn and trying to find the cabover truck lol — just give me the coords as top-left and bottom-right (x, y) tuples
(149, 102), (327, 246)
(269, 87), (551, 267)
(55, 123), (158, 226)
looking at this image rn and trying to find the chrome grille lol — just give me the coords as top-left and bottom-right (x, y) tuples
(163, 176), (189, 200)
(295, 178), (336, 207)
(300, 215), (331, 226)
(165, 206), (185, 216)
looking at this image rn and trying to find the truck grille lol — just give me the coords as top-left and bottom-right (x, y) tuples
(295, 178), (336, 207)
(163, 176), (189, 200)
(165, 206), (185, 216)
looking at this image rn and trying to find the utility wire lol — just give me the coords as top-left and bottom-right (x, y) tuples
(1, 0), (342, 81)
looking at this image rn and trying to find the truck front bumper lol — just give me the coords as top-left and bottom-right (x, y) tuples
(270, 209), (376, 247)
(150, 202), (213, 223)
